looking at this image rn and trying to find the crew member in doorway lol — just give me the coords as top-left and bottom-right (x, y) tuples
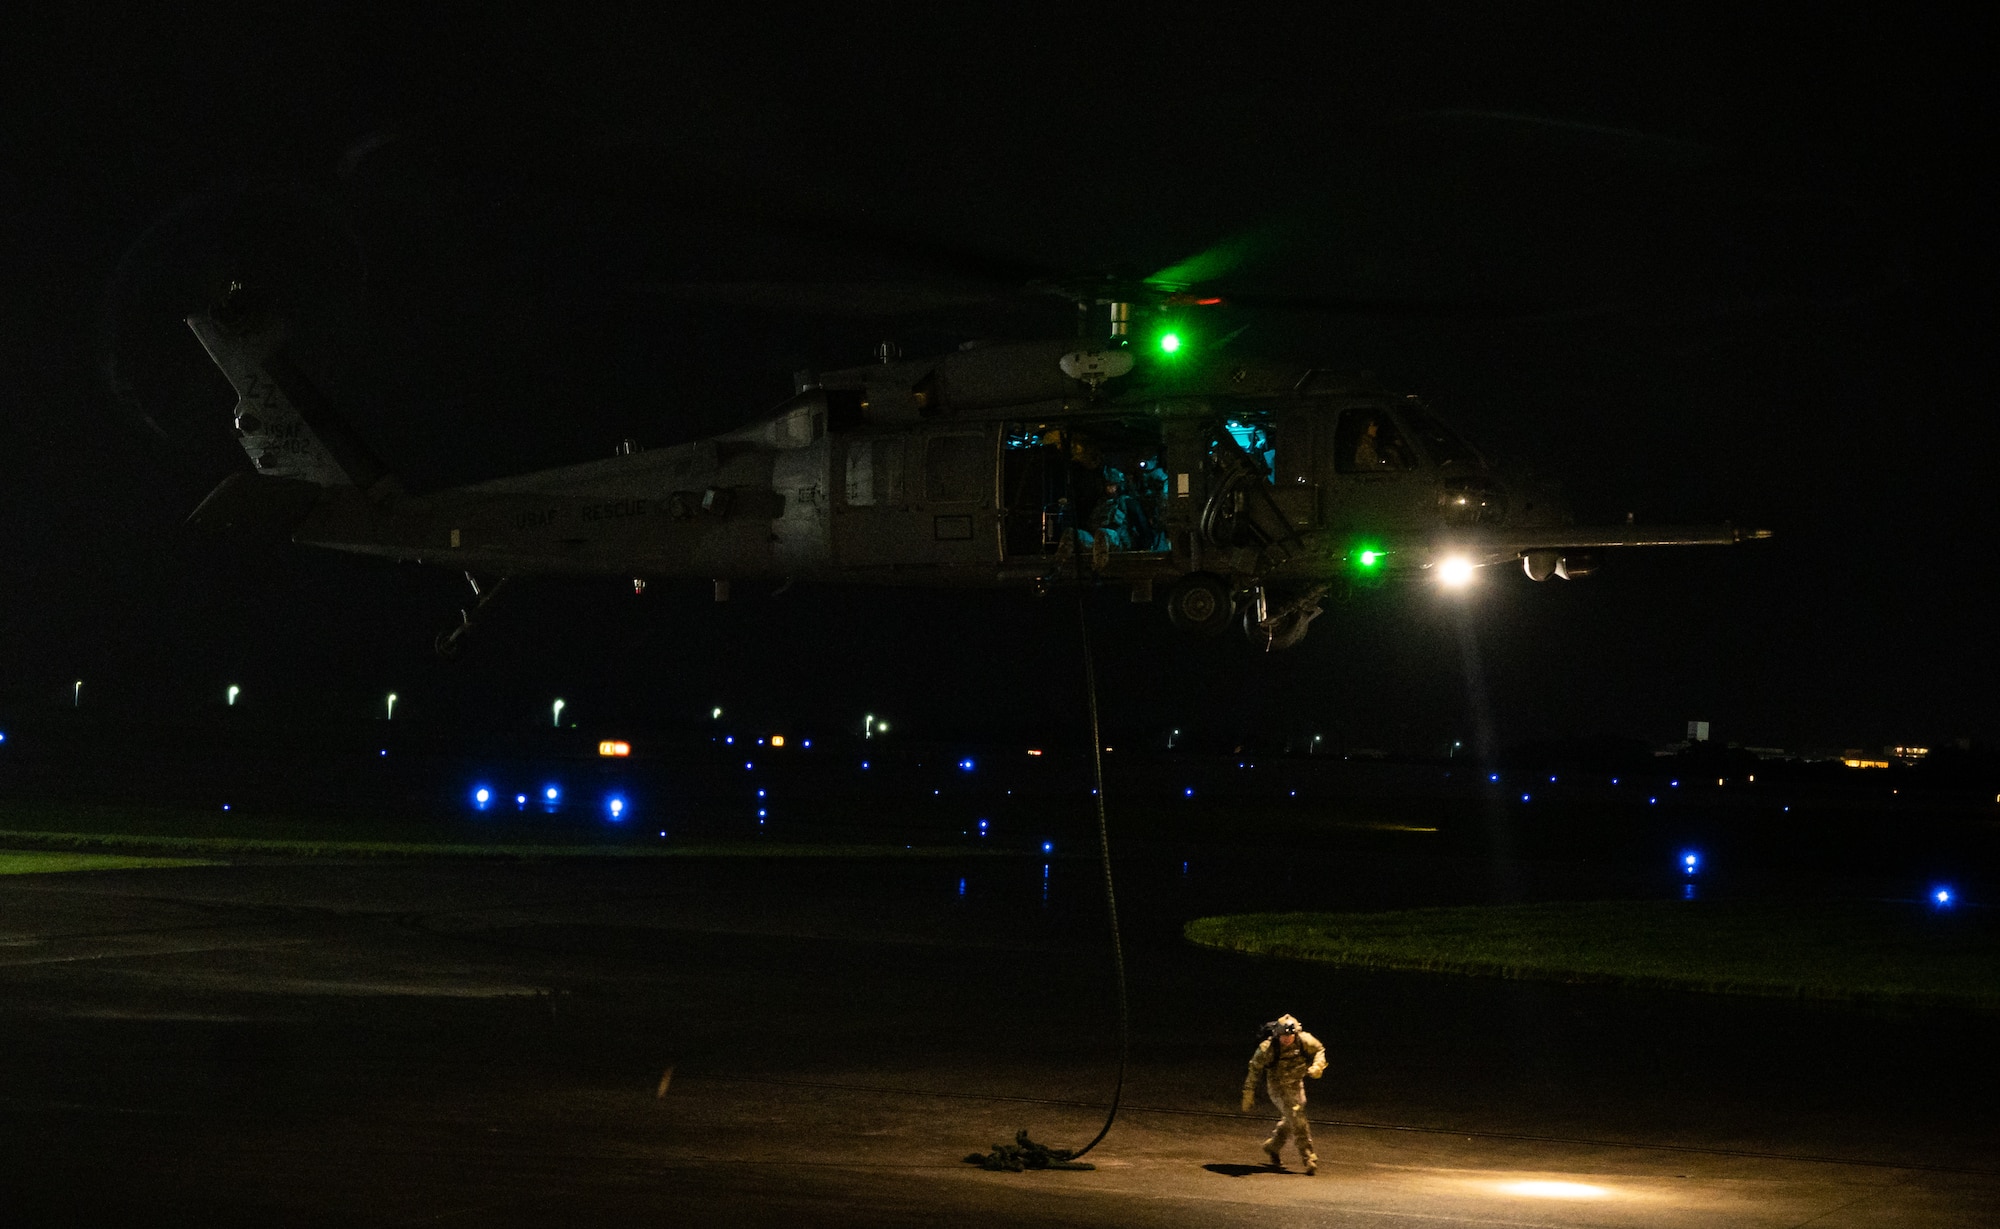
(1240, 1013), (1326, 1173)
(1084, 466), (1136, 550)
(1127, 457), (1168, 549)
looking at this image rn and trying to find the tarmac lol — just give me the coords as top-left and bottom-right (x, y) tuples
(1, 854), (1994, 1226)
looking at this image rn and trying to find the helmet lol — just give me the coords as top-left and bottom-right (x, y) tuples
(1260, 1013), (1302, 1041)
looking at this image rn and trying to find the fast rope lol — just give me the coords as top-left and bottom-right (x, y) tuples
(967, 508), (1130, 1171)
(1067, 581), (1131, 1158)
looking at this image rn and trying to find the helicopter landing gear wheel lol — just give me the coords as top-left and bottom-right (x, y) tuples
(1164, 573), (1233, 637)
(1239, 583), (1326, 652)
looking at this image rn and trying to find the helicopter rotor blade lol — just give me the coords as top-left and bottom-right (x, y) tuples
(630, 280), (1035, 317)
(1131, 109), (1890, 321)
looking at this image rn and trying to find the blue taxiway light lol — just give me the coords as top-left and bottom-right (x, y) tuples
(757, 788), (767, 797)
(515, 794), (527, 808)
(474, 788), (490, 804)
(607, 797), (626, 819)
(959, 758), (975, 771)
(1682, 852), (1701, 873)
(1488, 773), (1499, 782)
(1184, 787), (1194, 797)
(1041, 841), (1054, 854)
(545, 787), (559, 800)
(1933, 887), (1955, 907)
(744, 761), (753, 771)
(1521, 793), (1531, 803)
(1649, 797), (1658, 805)
(861, 761), (870, 770)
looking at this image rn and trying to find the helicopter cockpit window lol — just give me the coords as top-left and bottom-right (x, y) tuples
(1402, 408), (1483, 470)
(1334, 409), (1415, 473)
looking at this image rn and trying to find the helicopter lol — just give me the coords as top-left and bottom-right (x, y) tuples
(183, 274), (1768, 655)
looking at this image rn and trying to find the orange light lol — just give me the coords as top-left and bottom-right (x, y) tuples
(1027, 749), (1043, 757)
(769, 735), (785, 748)
(598, 740), (631, 757)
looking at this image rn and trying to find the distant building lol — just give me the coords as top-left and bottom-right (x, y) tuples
(1687, 721), (1710, 742)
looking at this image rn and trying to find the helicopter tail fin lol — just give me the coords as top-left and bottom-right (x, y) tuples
(184, 292), (398, 497)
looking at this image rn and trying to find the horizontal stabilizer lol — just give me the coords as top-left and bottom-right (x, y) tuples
(186, 300), (394, 494)
(186, 471), (324, 542)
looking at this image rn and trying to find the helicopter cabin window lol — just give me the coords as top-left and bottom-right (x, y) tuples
(1223, 418), (1276, 475)
(924, 433), (989, 504)
(1334, 408), (1417, 473)
(844, 437), (904, 506)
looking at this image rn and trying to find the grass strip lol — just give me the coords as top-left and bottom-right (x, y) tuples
(0, 850), (222, 875)
(1186, 900), (2000, 1010)
(0, 829), (1007, 861)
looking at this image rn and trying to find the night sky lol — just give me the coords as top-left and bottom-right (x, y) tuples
(3, 5), (1991, 754)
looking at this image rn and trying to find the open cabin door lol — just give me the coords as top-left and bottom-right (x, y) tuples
(999, 417), (1172, 562)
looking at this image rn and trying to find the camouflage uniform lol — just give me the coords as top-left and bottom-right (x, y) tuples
(1240, 1013), (1326, 1172)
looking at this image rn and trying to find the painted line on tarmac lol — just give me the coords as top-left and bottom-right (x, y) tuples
(681, 1073), (1999, 1178)
(0, 931), (306, 967)
(0, 1095), (176, 1116)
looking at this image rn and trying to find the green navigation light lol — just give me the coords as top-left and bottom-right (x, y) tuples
(1358, 549), (1381, 567)
(1158, 332), (1182, 354)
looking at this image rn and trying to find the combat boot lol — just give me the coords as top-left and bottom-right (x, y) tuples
(1303, 1152), (1318, 1175)
(1261, 1140), (1283, 1168)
